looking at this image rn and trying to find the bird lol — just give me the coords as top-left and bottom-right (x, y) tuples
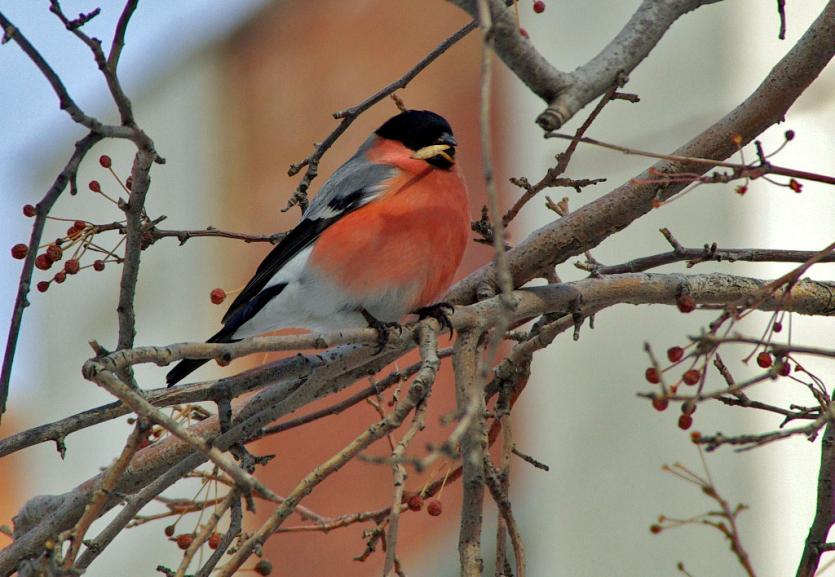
(166, 109), (470, 386)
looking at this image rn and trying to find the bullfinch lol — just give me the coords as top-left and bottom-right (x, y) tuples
(166, 110), (469, 386)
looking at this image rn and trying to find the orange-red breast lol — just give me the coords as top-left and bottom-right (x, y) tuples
(166, 110), (469, 386)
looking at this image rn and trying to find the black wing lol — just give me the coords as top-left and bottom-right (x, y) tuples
(220, 157), (395, 330)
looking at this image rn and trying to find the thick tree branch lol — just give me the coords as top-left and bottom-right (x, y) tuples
(450, 0), (723, 129)
(797, 420), (835, 577)
(447, 1), (835, 304)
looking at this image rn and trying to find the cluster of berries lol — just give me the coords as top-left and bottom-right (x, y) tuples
(10, 154), (127, 293)
(403, 491), (444, 517)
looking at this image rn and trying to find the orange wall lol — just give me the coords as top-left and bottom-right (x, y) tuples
(220, 1), (500, 574)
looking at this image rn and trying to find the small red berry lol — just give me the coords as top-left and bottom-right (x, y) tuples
(788, 179), (802, 193)
(652, 397), (669, 412)
(175, 533), (193, 550)
(678, 414), (693, 430)
(208, 532), (222, 549)
(650, 524), (662, 534)
(644, 367), (660, 384)
(35, 254), (52, 270)
(778, 362), (791, 377)
(74, 220), (87, 230)
(682, 369), (700, 386)
(756, 352), (772, 368)
(23, 204), (36, 217)
(99, 154), (112, 168)
(54, 271), (66, 284)
(64, 259), (80, 275)
(690, 431), (702, 443)
(734, 185), (748, 195)
(519, 27), (529, 38)
(164, 524), (176, 537)
(533, 0), (546, 13)
(681, 401), (697, 415)
(36, 281), (50, 293)
(784, 129), (795, 141)
(11, 244), (28, 260)
(88, 180), (101, 193)
(46, 244), (63, 262)
(93, 260), (105, 271)
(210, 288), (226, 305)
(254, 560), (273, 576)
(773, 321), (783, 333)
(666, 346), (684, 363)
(427, 499), (443, 516)
(676, 294), (696, 313)
(126, 176), (133, 190)
(407, 495), (423, 511)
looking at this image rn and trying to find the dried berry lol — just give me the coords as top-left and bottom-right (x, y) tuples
(407, 495), (423, 511)
(778, 362), (791, 377)
(208, 532), (222, 549)
(734, 185), (748, 195)
(54, 271), (66, 284)
(23, 204), (36, 217)
(64, 259), (80, 275)
(175, 533), (193, 550)
(690, 431), (702, 443)
(210, 288), (226, 305)
(164, 524), (176, 537)
(652, 397), (669, 412)
(650, 524), (662, 534)
(533, 0), (546, 13)
(88, 180), (101, 193)
(756, 352), (772, 368)
(36, 281), (50, 293)
(772, 321), (783, 333)
(678, 414), (693, 430)
(644, 367), (660, 384)
(682, 369), (700, 386)
(99, 154), (112, 168)
(35, 254), (52, 270)
(11, 244), (28, 260)
(676, 294), (696, 313)
(784, 129), (795, 141)
(46, 244), (63, 262)
(254, 560), (273, 576)
(666, 346), (684, 363)
(427, 499), (443, 516)
(93, 260), (105, 271)
(788, 179), (802, 193)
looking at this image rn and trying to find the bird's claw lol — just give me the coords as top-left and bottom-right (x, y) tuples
(415, 302), (455, 336)
(362, 309), (401, 354)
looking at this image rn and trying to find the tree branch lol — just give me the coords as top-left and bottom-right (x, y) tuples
(447, 1), (835, 304)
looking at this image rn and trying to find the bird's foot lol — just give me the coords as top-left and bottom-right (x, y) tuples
(361, 309), (401, 354)
(414, 302), (455, 336)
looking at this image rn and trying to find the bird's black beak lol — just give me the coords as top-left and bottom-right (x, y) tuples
(436, 132), (457, 148)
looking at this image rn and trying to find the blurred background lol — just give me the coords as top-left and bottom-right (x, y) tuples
(0, 1), (833, 576)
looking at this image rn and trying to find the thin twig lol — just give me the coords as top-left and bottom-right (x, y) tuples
(546, 132), (835, 186)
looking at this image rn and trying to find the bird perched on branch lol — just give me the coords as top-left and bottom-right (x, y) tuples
(166, 110), (469, 386)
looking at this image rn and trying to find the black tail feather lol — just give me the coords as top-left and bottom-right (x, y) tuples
(166, 328), (237, 387)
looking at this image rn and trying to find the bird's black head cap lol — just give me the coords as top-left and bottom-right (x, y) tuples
(375, 110), (456, 168)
